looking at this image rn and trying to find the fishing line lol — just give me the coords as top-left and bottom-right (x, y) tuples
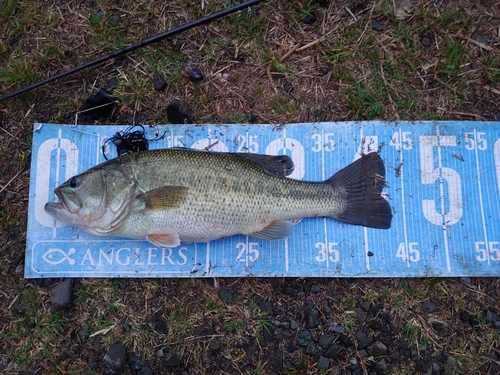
(0, 0), (264, 102)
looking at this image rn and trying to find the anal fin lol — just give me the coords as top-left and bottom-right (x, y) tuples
(248, 221), (292, 241)
(146, 233), (181, 248)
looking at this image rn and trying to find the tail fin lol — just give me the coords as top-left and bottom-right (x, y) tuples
(327, 153), (392, 229)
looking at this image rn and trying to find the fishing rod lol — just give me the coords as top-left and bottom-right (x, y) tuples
(0, 0), (264, 102)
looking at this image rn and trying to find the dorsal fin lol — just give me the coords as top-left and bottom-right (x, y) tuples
(234, 153), (294, 177)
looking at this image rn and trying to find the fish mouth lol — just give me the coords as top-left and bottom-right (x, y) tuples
(54, 188), (69, 211)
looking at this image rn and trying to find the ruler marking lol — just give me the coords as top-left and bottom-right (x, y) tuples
(436, 126), (452, 272)
(399, 128), (410, 268)
(474, 128), (490, 266)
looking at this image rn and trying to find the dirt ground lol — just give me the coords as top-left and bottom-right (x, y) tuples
(1, 0), (499, 374)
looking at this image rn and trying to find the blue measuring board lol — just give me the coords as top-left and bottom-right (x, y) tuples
(25, 122), (500, 278)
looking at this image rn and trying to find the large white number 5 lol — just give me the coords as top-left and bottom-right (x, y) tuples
(420, 135), (462, 226)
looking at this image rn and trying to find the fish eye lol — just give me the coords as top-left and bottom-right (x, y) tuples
(69, 175), (82, 188)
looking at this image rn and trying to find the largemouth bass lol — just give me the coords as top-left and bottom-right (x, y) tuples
(45, 149), (392, 247)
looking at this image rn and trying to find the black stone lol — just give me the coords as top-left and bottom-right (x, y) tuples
(355, 332), (373, 350)
(302, 13), (317, 24)
(371, 21), (382, 31)
(103, 343), (126, 375)
(283, 285), (299, 297)
(460, 310), (470, 322)
(375, 359), (387, 373)
(283, 82), (293, 93)
(187, 68), (204, 83)
(50, 279), (73, 308)
(324, 344), (343, 359)
(367, 341), (387, 357)
(297, 330), (312, 346)
(311, 284), (321, 293)
(219, 286), (237, 304)
(194, 325), (215, 336)
(432, 322), (444, 332)
(263, 326), (274, 342)
(416, 359), (430, 372)
(106, 77), (119, 90)
(317, 355), (330, 369)
(128, 354), (146, 372)
(209, 341), (221, 351)
(162, 355), (179, 370)
(305, 308), (321, 329)
(305, 342), (320, 356)
(248, 111), (257, 123)
(318, 335), (334, 349)
(422, 299), (439, 313)
(421, 37), (431, 46)
(479, 361), (500, 374)
(166, 99), (194, 124)
(137, 368), (153, 375)
(152, 74), (167, 91)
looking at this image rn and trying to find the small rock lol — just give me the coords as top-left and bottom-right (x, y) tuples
(375, 359), (387, 372)
(50, 279), (73, 308)
(470, 62), (479, 70)
(109, 14), (120, 25)
(283, 82), (293, 93)
(469, 315), (479, 328)
(471, 31), (489, 44)
(330, 324), (347, 334)
(318, 335), (334, 349)
(106, 77), (119, 90)
(209, 341), (221, 351)
(421, 36), (431, 46)
(283, 285), (300, 296)
(79, 331), (90, 343)
(248, 111), (257, 123)
(302, 13), (317, 24)
(416, 358), (430, 372)
(355, 332), (373, 350)
(317, 355), (330, 369)
(310, 284), (321, 293)
(152, 74), (167, 91)
(263, 326), (274, 342)
(137, 368), (153, 375)
(443, 356), (458, 374)
(479, 361), (500, 374)
(122, 322), (130, 332)
(367, 341), (387, 357)
(459, 277), (471, 285)
(432, 322), (444, 333)
(305, 309), (321, 329)
(162, 355), (179, 370)
(276, 328), (293, 341)
(290, 320), (300, 330)
(5, 192), (16, 200)
(297, 330), (312, 346)
(23, 45), (31, 53)
(353, 307), (367, 323)
(367, 250), (374, 256)
(422, 299), (439, 313)
(459, 310), (470, 322)
(485, 309), (500, 325)
(187, 68), (204, 83)
(371, 21), (382, 31)
(166, 99), (194, 124)
(103, 343), (127, 375)
(306, 342), (320, 356)
(322, 300), (331, 313)
(324, 344), (343, 359)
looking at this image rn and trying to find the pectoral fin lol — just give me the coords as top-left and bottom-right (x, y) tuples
(248, 220), (293, 240)
(146, 233), (181, 248)
(136, 186), (188, 211)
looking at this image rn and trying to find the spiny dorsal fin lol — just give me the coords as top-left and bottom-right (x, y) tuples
(136, 186), (188, 211)
(234, 154), (294, 177)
